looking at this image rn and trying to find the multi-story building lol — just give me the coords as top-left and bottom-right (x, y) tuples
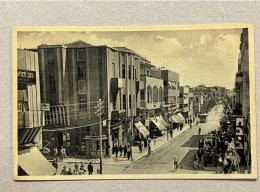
(233, 29), (249, 118)
(37, 42), (151, 158)
(18, 49), (44, 150)
(193, 89), (204, 115)
(140, 66), (168, 139)
(17, 49), (55, 176)
(179, 86), (194, 122)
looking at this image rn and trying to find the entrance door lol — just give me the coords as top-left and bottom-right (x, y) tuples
(57, 132), (63, 148)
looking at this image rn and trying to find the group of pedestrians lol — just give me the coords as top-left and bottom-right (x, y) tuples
(52, 146), (68, 161)
(58, 161), (94, 175)
(113, 144), (132, 160)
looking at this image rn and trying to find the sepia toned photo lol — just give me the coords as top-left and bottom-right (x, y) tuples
(13, 24), (256, 180)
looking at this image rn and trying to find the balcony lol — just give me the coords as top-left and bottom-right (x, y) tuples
(111, 78), (125, 94)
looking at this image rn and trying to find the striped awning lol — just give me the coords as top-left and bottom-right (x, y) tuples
(18, 127), (42, 145)
(150, 117), (166, 130)
(134, 121), (149, 137)
(169, 115), (180, 123)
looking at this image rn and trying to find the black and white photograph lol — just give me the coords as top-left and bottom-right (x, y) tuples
(13, 24), (256, 180)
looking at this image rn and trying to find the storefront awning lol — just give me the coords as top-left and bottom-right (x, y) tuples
(176, 113), (185, 121)
(19, 127), (42, 145)
(18, 147), (55, 176)
(134, 121), (149, 138)
(157, 116), (169, 127)
(150, 118), (166, 130)
(169, 115), (180, 123)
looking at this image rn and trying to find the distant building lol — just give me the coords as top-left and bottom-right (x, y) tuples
(179, 86), (194, 121)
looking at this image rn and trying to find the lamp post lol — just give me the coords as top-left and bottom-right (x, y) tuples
(95, 98), (105, 175)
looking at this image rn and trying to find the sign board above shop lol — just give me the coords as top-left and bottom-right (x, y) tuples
(40, 103), (50, 111)
(18, 70), (36, 84)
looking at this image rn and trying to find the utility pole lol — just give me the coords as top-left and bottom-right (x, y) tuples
(95, 98), (105, 175)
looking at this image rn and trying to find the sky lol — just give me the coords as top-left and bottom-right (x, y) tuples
(17, 28), (243, 89)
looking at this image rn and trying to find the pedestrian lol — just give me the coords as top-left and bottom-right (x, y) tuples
(197, 148), (204, 162)
(173, 154), (179, 171)
(153, 138), (156, 145)
(169, 129), (173, 138)
(60, 166), (67, 175)
(196, 120), (199, 126)
(52, 158), (58, 173)
(74, 162), (79, 171)
(148, 143), (151, 155)
(198, 127), (201, 135)
(67, 168), (73, 175)
(127, 145), (131, 160)
(190, 123), (192, 130)
(53, 147), (58, 161)
(139, 142), (142, 153)
(60, 146), (68, 160)
(87, 162), (93, 175)
(123, 145), (127, 157)
(80, 161), (85, 171)
(114, 145), (119, 158)
(119, 145), (123, 157)
(73, 169), (79, 175)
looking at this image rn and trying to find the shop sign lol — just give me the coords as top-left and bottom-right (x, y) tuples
(18, 69), (36, 84)
(40, 103), (50, 111)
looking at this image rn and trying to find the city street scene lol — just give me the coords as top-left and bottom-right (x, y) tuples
(14, 25), (255, 179)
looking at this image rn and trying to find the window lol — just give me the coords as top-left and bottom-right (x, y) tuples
(18, 101), (23, 111)
(141, 90), (145, 100)
(153, 86), (158, 102)
(77, 62), (86, 80)
(135, 69), (137, 80)
(147, 70), (149, 76)
(133, 66), (135, 80)
(147, 85), (152, 103)
(123, 94), (126, 110)
(128, 65), (131, 79)
(79, 94), (87, 110)
(78, 80), (86, 94)
(196, 98), (199, 103)
(112, 63), (116, 77)
(77, 49), (84, 61)
(129, 95), (131, 109)
(180, 93), (183, 98)
(122, 64), (125, 79)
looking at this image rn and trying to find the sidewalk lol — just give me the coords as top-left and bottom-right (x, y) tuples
(61, 123), (194, 165)
(102, 122), (193, 165)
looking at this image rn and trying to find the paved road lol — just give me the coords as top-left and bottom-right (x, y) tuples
(121, 105), (225, 174)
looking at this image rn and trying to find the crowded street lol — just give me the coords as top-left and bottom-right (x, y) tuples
(121, 104), (224, 174)
(54, 104), (224, 175)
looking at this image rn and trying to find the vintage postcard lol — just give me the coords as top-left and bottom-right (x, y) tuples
(13, 24), (257, 180)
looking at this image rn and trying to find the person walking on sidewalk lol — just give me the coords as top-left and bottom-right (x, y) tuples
(119, 145), (123, 157)
(198, 127), (201, 135)
(52, 158), (58, 173)
(173, 154), (179, 172)
(114, 145), (119, 158)
(123, 145), (127, 157)
(169, 129), (173, 138)
(87, 162), (93, 175)
(60, 146), (68, 160)
(127, 145), (131, 160)
(189, 123), (192, 130)
(139, 142), (142, 153)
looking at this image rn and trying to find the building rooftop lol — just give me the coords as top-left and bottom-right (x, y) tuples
(64, 40), (93, 48)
